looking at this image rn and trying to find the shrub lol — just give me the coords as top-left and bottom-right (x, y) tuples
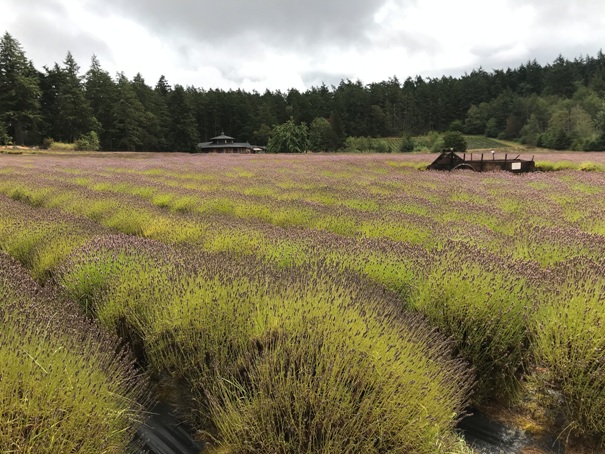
(0, 252), (147, 453)
(449, 120), (465, 132)
(579, 134), (605, 151)
(541, 130), (572, 150)
(533, 260), (605, 442)
(49, 141), (76, 151)
(343, 136), (374, 153)
(309, 117), (340, 152)
(400, 133), (415, 152)
(484, 118), (499, 138)
(267, 120), (309, 153)
(0, 195), (102, 281)
(372, 139), (391, 153)
(535, 161), (555, 171)
(431, 136), (445, 153)
(58, 237), (473, 452)
(0, 122), (11, 145)
(409, 243), (535, 403)
(210, 315), (471, 453)
(75, 131), (100, 151)
(579, 161), (604, 172)
(42, 137), (54, 149)
(442, 131), (467, 152)
(535, 160), (577, 171)
(553, 161), (576, 171)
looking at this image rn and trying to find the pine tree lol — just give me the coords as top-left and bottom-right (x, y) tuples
(85, 55), (118, 149)
(112, 73), (147, 151)
(55, 52), (98, 142)
(309, 117), (339, 151)
(166, 84), (198, 151)
(0, 32), (41, 145)
(132, 74), (165, 150)
(152, 75), (172, 150)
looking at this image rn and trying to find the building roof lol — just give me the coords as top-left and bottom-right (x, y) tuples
(210, 134), (235, 141)
(196, 141), (253, 150)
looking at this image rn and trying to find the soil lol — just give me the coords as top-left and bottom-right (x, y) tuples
(134, 403), (204, 454)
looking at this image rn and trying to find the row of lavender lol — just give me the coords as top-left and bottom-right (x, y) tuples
(1, 152), (605, 447)
(5, 153), (605, 260)
(0, 248), (146, 452)
(0, 194), (472, 452)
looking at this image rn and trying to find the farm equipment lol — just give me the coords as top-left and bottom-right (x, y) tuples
(427, 149), (535, 173)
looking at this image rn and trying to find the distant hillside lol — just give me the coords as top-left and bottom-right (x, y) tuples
(364, 135), (511, 153)
(464, 136), (511, 150)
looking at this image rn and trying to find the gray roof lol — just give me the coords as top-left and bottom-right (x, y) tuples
(197, 142), (252, 150)
(210, 134), (235, 141)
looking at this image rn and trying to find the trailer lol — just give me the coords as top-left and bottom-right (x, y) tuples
(427, 149), (535, 173)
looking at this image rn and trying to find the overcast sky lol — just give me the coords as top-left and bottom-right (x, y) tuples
(2, 0), (605, 92)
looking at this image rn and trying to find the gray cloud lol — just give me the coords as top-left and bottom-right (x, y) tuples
(302, 70), (352, 88)
(3, 0), (113, 71)
(509, 0), (605, 22)
(3, 0), (605, 90)
(100, 0), (384, 51)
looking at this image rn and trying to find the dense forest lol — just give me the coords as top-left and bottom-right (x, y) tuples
(2, 31), (605, 152)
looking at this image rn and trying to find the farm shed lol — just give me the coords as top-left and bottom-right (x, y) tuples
(427, 150), (535, 173)
(196, 133), (264, 154)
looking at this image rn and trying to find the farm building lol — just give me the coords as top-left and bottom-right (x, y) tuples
(196, 133), (264, 153)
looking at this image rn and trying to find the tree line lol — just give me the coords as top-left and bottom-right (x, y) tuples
(2, 31), (605, 152)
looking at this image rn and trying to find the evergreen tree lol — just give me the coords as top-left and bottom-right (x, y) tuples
(544, 55), (578, 98)
(85, 55), (118, 150)
(0, 32), (41, 145)
(305, 84), (332, 121)
(334, 80), (370, 137)
(516, 59), (544, 95)
(0, 120), (10, 145)
(39, 63), (65, 141)
(55, 52), (98, 142)
(519, 114), (543, 146)
(464, 104), (488, 134)
(309, 117), (339, 151)
(252, 123), (272, 146)
(152, 76), (172, 150)
(155, 75), (171, 96)
(132, 73), (164, 150)
(328, 109), (345, 146)
(166, 84), (198, 151)
(112, 73), (148, 151)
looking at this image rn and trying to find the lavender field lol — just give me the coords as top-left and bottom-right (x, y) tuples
(2, 151), (605, 452)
